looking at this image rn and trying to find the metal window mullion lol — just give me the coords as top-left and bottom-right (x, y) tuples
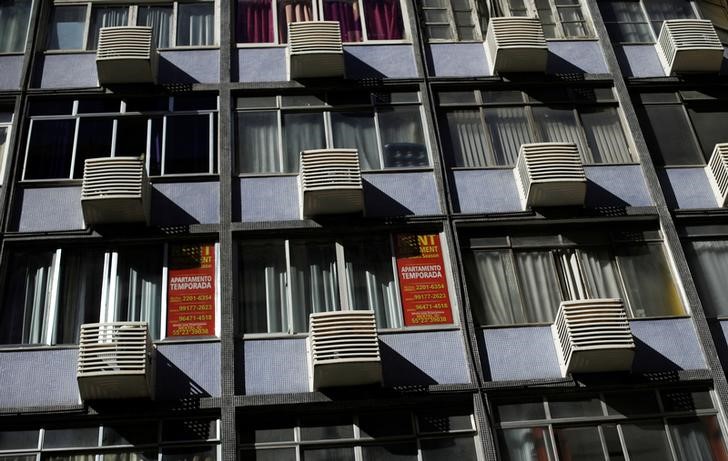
(373, 109), (385, 169)
(111, 117), (118, 157)
(662, 417), (679, 461)
(277, 109), (285, 172)
(524, 105), (541, 143)
(21, 119), (34, 180)
(160, 242), (169, 340)
(145, 117), (152, 173)
(507, 249), (530, 324)
(69, 117), (80, 179)
(637, 0), (657, 41)
(45, 249), (63, 345)
(479, 107), (498, 166)
(84, 4), (92, 50)
(610, 244), (636, 317)
(214, 242), (221, 337)
(358, 0), (368, 41)
(324, 111), (333, 149)
(388, 235), (404, 328)
(284, 240), (295, 333)
(161, 115), (167, 175)
(172, 2), (178, 46)
(209, 113), (214, 173)
(99, 252), (112, 323)
(571, 107), (592, 163)
(335, 241), (348, 310)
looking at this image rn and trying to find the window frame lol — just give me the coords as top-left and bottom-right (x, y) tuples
(502, 0), (594, 39)
(0, 0), (33, 54)
(421, 0), (489, 42)
(599, 0), (702, 44)
(0, 112), (13, 185)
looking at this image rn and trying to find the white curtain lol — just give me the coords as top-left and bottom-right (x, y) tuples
(290, 242), (339, 332)
(444, 110), (490, 167)
(331, 111), (380, 170)
(282, 112), (325, 173)
(89, 7), (129, 49)
(0, 0), (30, 53)
(237, 112), (280, 173)
(114, 248), (163, 340)
(138, 6), (173, 48)
(177, 3), (214, 46)
(579, 248), (624, 299)
(54, 249), (104, 344)
(686, 240), (728, 317)
(533, 107), (588, 160)
(485, 107), (532, 166)
(514, 251), (562, 323)
(240, 242), (289, 333)
(469, 250), (524, 325)
(21, 253), (53, 344)
(579, 107), (632, 163)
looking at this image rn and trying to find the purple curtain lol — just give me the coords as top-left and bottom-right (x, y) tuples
(364, 0), (403, 40)
(324, 1), (362, 42)
(278, 0), (313, 43)
(237, 0), (274, 43)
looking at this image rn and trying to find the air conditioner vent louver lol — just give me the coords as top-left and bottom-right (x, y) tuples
(77, 322), (155, 400)
(308, 311), (382, 390)
(300, 149), (364, 217)
(514, 142), (587, 208)
(288, 21), (345, 78)
(96, 26), (158, 84)
(485, 17), (548, 72)
(81, 156), (151, 225)
(706, 143), (728, 207)
(657, 20), (723, 74)
(552, 299), (635, 375)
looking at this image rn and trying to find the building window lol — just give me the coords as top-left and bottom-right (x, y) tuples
(22, 95), (218, 181)
(501, 0), (591, 38)
(636, 90), (728, 167)
(698, 0), (728, 42)
(239, 406), (481, 460)
(495, 389), (728, 461)
(47, 1), (215, 50)
(0, 243), (218, 345)
(463, 228), (685, 326)
(421, 0), (489, 41)
(235, 91), (428, 174)
(236, 0), (406, 44)
(438, 88), (632, 168)
(598, 0), (697, 43)
(0, 0), (32, 53)
(0, 418), (220, 460)
(0, 111), (12, 184)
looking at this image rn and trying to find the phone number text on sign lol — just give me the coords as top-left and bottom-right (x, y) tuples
(167, 243), (216, 337)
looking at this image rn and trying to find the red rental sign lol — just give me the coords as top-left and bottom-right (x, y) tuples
(395, 234), (453, 326)
(167, 243), (216, 337)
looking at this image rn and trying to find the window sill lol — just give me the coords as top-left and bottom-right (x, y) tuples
(0, 336), (221, 351)
(44, 46), (219, 55)
(241, 324), (461, 340)
(235, 40), (411, 48)
(479, 314), (691, 329)
(19, 174), (220, 186)
(0, 52), (25, 57)
(237, 167), (434, 178)
(661, 164), (708, 169)
(450, 163), (640, 171)
(545, 37), (599, 42)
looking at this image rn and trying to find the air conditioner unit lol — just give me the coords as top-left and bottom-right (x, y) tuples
(299, 149), (363, 217)
(706, 143), (728, 207)
(287, 21), (345, 79)
(81, 156), (151, 225)
(96, 26), (158, 84)
(485, 17), (548, 73)
(77, 322), (155, 400)
(308, 310), (382, 390)
(657, 19), (723, 74)
(514, 142), (586, 208)
(552, 298), (635, 375)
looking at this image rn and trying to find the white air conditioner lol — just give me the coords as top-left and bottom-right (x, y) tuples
(96, 26), (158, 84)
(81, 156), (151, 225)
(287, 21), (345, 79)
(485, 17), (548, 73)
(706, 143), (728, 207)
(299, 149), (363, 217)
(514, 142), (587, 208)
(657, 19), (723, 74)
(77, 322), (155, 400)
(307, 310), (382, 390)
(552, 298), (635, 375)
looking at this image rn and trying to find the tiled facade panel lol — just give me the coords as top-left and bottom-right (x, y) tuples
(615, 44), (728, 78)
(660, 168), (718, 209)
(630, 318), (708, 372)
(0, 55), (24, 90)
(14, 186), (85, 232)
(0, 349), (80, 408)
(242, 338), (309, 395)
(156, 341), (222, 399)
(151, 181), (220, 225)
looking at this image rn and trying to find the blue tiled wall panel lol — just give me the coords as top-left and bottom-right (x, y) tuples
(546, 41), (609, 74)
(0, 55), (23, 90)
(239, 176), (300, 222)
(237, 47), (287, 82)
(614, 45), (665, 78)
(156, 342), (221, 399)
(630, 318), (707, 371)
(363, 171), (441, 216)
(0, 349), (80, 408)
(482, 326), (563, 381)
(243, 338), (309, 395)
(151, 181), (220, 225)
(427, 43), (489, 77)
(344, 44), (418, 79)
(39, 53), (98, 88)
(584, 165), (653, 207)
(660, 168), (718, 209)
(15, 186), (85, 232)
(380, 330), (471, 386)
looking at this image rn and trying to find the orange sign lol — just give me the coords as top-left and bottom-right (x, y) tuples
(167, 243), (216, 337)
(395, 234), (453, 326)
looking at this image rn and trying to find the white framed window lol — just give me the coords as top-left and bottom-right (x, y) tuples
(502, 0), (592, 38)
(421, 0), (489, 41)
(47, 1), (215, 50)
(598, 0), (699, 43)
(236, 0), (408, 44)
(0, 111), (13, 185)
(22, 95), (218, 181)
(0, 242), (219, 345)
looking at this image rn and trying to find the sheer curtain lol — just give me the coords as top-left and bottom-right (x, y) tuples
(114, 248), (163, 340)
(323, 0), (362, 42)
(443, 110), (490, 167)
(290, 242), (339, 332)
(282, 112), (325, 172)
(514, 251), (562, 323)
(138, 6), (173, 48)
(378, 106), (428, 167)
(177, 3), (214, 46)
(240, 242), (288, 333)
(331, 111), (380, 169)
(48, 5), (87, 50)
(0, 252), (53, 344)
(237, 0), (274, 43)
(468, 250), (524, 325)
(238, 111), (280, 173)
(533, 107), (587, 160)
(278, 0), (313, 42)
(54, 249), (104, 344)
(501, 428), (553, 461)
(685, 240), (728, 317)
(344, 239), (400, 328)
(363, 0), (404, 40)
(89, 7), (129, 49)
(0, 0), (30, 53)
(485, 107), (532, 165)
(669, 417), (728, 461)
(579, 107), (632, 163)
(579, 248), (624, 299)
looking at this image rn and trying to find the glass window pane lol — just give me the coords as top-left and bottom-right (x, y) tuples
(442, 110), (490, 167)
(661, 390), (714, 412)
(54, 248), (104, 344)
(289, 241), (339, 332)
(533, 107), (586, 158)
(114, 247), (163, 340)
(362, 442), (418, 461)
(162, 419), (217, 441)
(484, 106), (532, 165)
(44, 427), (99, 448)
(115, 117), (149, 158)
(241, 448), (296, 461)
(331, 111), (380, 169)
(496, 399), (546, 422)
(0, 429), (39, 449)
(300, 414), (353, 440)
(669, 416), (728, 461)
(48, 6), (87, 50)
(322, 0), (363, 42)
(514, 251), (562, 323)
(421, 437), (478, 461)
(0, 0), (31, 53)
(684, 241), (728, 317)
(47, 455), (95, 461)
(579, 107), (632, 163)
(364, 0), (404, 39)
(555, 426), (606, 461)
(644, 0), (695, 34)
(639, 104), (703, 166)
(161, 446), (216, 461)
(239, 241), (289, 334)
(103, 422), (158, 445)
(602, 424), (626, 461)
(237, 111), (280, 173)
(302, 447), (355, 461)
(687, 106), (728, 162)
(238, 416), (295, 443)
(138, 6), (173, 48)
(359, 413), (413, 438)
(25, 119), (75, 179)
(427, 25), (455, 40)
(89, 7), (129, 49)
(605, 391), (660, 416)
(100, 452), (158, 461)
(177, 3), (214, 46)
(616, 243), (685, 317)
(499, 427), (553, 461)
(282, 112), (325, 173)
(147, 118), (164, 176)
(237, 0), (274, 43)
(418, 410), (473, 433)
(74, 117), (114, 178)
(621, 421), (672, 461)
(165, 114), (212, 174)
(379, 107), (428, 168)
(579, 248), (624, 300)
(549, 395), (603, 418)
(466, 250), (525, 325)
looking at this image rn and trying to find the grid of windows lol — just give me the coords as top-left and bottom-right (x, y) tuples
(47, 1), (215, 50)
(502, 0), (591, 38)
(235, 91), (429, 174)
(495, 389), (728, 461)
(22, 95), (218, 181)
(438, 88), (633, 168)
(421, 0), (489, 41)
